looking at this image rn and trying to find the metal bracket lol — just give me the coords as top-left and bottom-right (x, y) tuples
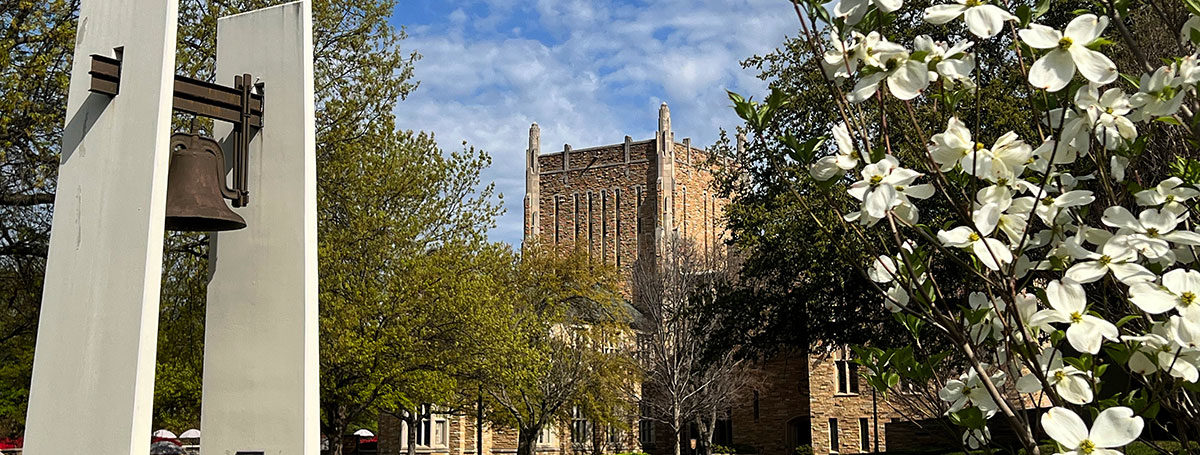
(88, 53), (263, 206)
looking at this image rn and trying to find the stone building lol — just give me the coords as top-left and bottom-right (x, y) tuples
(377, 104), (916, 455)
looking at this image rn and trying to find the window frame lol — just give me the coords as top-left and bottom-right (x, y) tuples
(829, 418), (840, 454)
(859, 418), (870, 453)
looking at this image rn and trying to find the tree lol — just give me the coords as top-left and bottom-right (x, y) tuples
(318, 126), (510, 455)
(705, 0), (1045, 360)
(0, 0), (77, 435)
(484, 244), (638, 455)
(633, 236), (754, 455)
(727, 0), (1200, 451)
(3, 1), (502, 449)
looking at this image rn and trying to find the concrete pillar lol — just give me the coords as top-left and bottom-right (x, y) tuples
(201, 2), (318, 454)
(525, 123), (541, 243)
(23, 0), (179, 453)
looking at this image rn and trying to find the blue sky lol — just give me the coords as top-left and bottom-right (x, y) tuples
(389, 0), (796, 245)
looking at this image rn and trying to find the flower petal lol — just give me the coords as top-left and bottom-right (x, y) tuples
(1041, 407), (1088, 448)
(974, 203), (1002, 235)
(1164, 268), (1200, 295)
(1089, 407), (1143, 448)
(1127, 282), (1178, 314)
(1069, 315), (1118, 354)
(1056, 374), (1094, 405)
(1064, 14), (1108, 43)
(1070, 46), (1118, 85)
(849, 72), (886, 103)
(1066, 261), (1108, 283)
(964, 5), (1014, 38)
(1020, 24), (1062, 49)
(888, 60), (930, 100)
(973, 238), (1013, 270)
(1101, 206), (1141, 231)
(1047, 279), (1086, 314)
(1029, 50), (1075, 92)
(923, 3), (966, 24)
(1110, 262), (1156, 285)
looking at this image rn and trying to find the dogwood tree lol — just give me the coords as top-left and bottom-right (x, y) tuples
(729, 0), (1200, 451)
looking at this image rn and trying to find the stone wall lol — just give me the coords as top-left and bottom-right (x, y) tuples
(806, 349), (914, 455)
(726, 351), (811, 455)
(533, 138), (654, 276)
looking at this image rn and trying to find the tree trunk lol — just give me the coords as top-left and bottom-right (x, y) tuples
(591, 421), (602, 455)
(406, 406), (419, 455)
(516, 426), (540, 455)
(700, 411), (717, 455)
(327, 404), (349, 455)
(672, 406), (682, 455)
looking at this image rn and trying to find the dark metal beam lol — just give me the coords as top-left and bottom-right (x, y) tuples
(86, 54), (264, 128)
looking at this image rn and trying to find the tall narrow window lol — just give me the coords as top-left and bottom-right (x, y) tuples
(829, 419), (840, 454)
(703, 190), (709, 253)
(836, 355), (860, 394)
(573, 194), (581, 244)
(705, 195), (715, 253)
(752, 391), (760, 422)
(587, 191), (595, 255)
(635, 186), (643, 239)
(639, 402), (655, 448)
(615, 189), (622, 267)
(681, 187), (687, 238)
(572, 407), (590, 445)
(859, 418), (870, 452)
(602, 190), (609, 263)
(553, 196), (561, 245)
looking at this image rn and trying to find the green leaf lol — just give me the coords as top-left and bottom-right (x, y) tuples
(950, 407), (986, 429)
(1032, 0), (1051, 18)
(1116, 314), (1140, 328)
(1015, 5), (1032, 26)
(1183, 0), (1200, 18)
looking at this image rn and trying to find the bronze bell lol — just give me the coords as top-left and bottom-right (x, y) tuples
(164, 133), (247, 232)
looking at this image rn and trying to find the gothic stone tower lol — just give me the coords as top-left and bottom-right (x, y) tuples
(522, 103), (729, 275)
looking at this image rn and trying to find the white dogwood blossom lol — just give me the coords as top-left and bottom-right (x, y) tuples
(923, 0), (1016, 38)
(1130, 65), (1187, 119)
(811, 122), (862, 181)
(914, 35), (976, 88)
(938, 204), (1014, 270)
(847, 156), (934, 224)
(1016, 349), (1094, 404)
(835, 0), (903, 25)
(1041, 407), (1143, 455)
(1020, 15), (1118, 92)
(1029, 280), (1119, 354)
(823, 30), (864, 80)
(1125, 320), (1200, 382)
(939, 367), (1005, 413)
(1127, 268), (1200, 317)
(1064, 239), (1155, 285)
(1135, 177), (1199, 211)
(961, 132), (1032, 183)
(848, 41), (930, 102)
(1074, 85), (1136, 149)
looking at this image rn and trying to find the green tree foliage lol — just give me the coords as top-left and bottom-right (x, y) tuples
(319, 128), (510, 455)
(706, 0), (1061, 359)
(3, 1), (514, 450)
(0, 0), (77, 436)
(484, 244), (638, 455)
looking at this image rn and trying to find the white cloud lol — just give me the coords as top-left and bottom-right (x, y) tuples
(393, 0), (795, 245)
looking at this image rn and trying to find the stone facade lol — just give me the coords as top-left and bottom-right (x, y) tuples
(378, 104), (917, 455)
